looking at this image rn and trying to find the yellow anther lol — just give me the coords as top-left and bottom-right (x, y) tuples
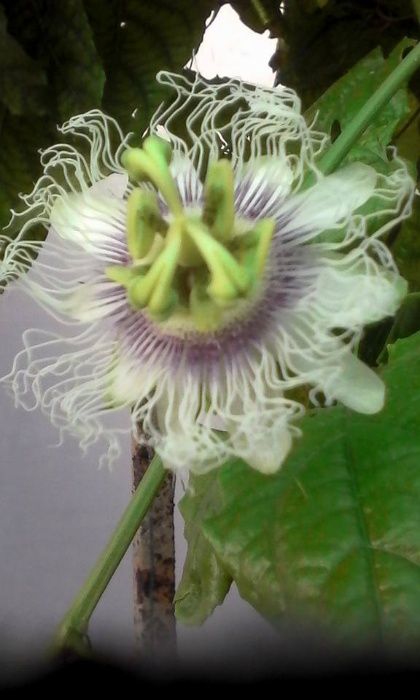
(186, 221), (249, 305)
(202, 159), (235, 242)
(126, 188), (164, 260)
(121, 137), (183, 217)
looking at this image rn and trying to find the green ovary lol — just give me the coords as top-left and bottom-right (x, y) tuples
(106, 136), (274, 333)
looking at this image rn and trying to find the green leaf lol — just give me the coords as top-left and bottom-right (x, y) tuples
(392, 184), (420, 292)
(197, 332), (420, 643)
(304, 40), (418, 250)
(358, 293), (420, 367)
(0, 6), (47, 115)
(381, 293), (420, 355)
(280, 0), (419, 110)
(175, 471), (232, 625)
(306, 39), (414, 161)
(84, 0), (214, 133)
(1, 0), (215, 241)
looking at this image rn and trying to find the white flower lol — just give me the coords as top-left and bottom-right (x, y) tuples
(0, 72), (414, 473)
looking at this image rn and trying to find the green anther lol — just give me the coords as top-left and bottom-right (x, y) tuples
(249, 219), (276, 277)
(121, 139), (183, 217)
(238, 218), (275, 285)
(128, 222), (182, 316)
(186, 221), (250, 305)
(202, 159), (235, 242)
(143, 135), (173, 166)
(105, 265), (137, 288)
(126, 188), (163, 260)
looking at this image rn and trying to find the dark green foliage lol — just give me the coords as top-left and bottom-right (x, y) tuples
(0, 0), (213, 232)
(276, 0), (419, 109)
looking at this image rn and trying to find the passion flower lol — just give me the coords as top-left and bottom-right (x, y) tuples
(0, 72), (413, 473)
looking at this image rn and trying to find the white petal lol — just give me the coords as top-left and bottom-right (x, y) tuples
(227, 399), (296, 474)
(284, 163), (377, 232)
(314, 264), (407, 327)
(197, 411), (227, 431)
(89, 172), (128, 199)
(278, 317), (385, 415)
(332, 352), (385, 414)
(50, 189), (126, 258)
(235, 156), (294, 218)
(63, 282), (124, 322)
(236, 427), (293, 474)
(171, 153), (202, 206)
(109, 355), (158, 405)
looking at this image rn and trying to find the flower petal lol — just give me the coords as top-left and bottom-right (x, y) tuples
(283, 163), (377, 233)
(89, 172), (129, 199)
(331, 352), (385, 414)
(232, 425), (293, 474)
(109, 354), (158, 406)
(278, 315), (385, 415)
(171, 152), (203, 206)
(235, 156), (295, 219)
(50, 188), (127, 260)
(62, 281), (125, 322)
(314, 263), (407, 327)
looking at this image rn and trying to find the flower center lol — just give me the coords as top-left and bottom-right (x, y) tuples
(106, 137), (274, 332)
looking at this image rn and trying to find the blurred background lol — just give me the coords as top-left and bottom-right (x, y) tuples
(0, 0), (419, 681)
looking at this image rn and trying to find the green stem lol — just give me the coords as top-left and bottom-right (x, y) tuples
(52, 454), (166, 656)
(317, 42), (420, 176)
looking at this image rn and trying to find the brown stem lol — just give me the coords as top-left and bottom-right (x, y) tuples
(131, 440), (177, 660)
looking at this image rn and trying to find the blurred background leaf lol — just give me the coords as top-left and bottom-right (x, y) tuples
(0, 6), (47, 116)
(84, 0), (214, 134)
(1, 0), (105, 119)
(0, 113), (55, 230)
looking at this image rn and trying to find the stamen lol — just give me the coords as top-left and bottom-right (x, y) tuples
(242, 218), (275, 278)
(128, 220), (182, 318)
(121, 136), (183, 216)
(126, 188), (164, 260)
(202, 159), (235, 242)
(105, 265), (136, 287)
(143, 134), (172, 165)
(186, 221), (250, 305)
(119, 141), (273, 327)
